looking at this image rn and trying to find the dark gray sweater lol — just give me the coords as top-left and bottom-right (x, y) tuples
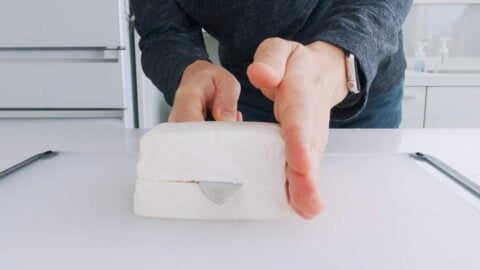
(135, 0), (413, 121)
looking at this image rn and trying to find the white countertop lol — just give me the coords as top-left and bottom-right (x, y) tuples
(1, 125), (480, 269)
(405, 70), (480, 87)
(1, 123), (479, 184)
(403, 57), (480, 87)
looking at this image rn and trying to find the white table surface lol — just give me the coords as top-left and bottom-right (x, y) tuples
(1, 123), (479, 184)
(1, 125), (480, 269)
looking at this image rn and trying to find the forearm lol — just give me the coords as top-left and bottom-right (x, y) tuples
(294, 0), (412, 120)
(300, 0), (413, 91)
(135, 0), (210, 105)
(139, 38), (209, 105)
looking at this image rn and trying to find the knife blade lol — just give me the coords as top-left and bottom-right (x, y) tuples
(198, 181), (242, 205)
(0, 150), (58, 180)
(410, 152), (480, 199)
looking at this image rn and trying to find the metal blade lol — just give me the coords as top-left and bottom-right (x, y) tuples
(198, 181), (242, 205)
(410, 152), (480, 198)
(0, 150), (58, 180)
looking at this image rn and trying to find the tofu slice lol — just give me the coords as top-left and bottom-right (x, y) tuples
(134, 121), (291, 220)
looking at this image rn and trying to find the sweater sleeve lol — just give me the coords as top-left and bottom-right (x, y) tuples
(300, 0), (413, 121)
(134, 0), (210, 105)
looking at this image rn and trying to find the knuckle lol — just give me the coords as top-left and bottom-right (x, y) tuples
(263, 37), (284, 47)
(261, 37), (300, 52)
(290, 40), (302, 48)
(227, 77), (241, 94)
(217, 72), (241, 95)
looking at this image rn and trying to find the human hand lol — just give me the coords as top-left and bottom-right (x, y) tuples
(247, 38), (349, 219)
(169, 60), (242, 122)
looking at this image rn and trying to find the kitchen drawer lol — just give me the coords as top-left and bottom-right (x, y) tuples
(0, 61), (124, 108)
(0, 110), (124, 119)
(0, 118), (124, 129)
(400, 87), (426, 128)
(425, 87), (480, 128)
(0, 0), (122, 47)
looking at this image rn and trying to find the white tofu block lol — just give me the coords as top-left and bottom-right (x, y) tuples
(134, 121), (291, 220)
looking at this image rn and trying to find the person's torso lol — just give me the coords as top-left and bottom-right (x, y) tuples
(175, 0), (405, 111)
(177, 0), (324, 66)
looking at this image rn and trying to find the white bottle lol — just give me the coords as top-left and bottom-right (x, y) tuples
(413, 42), (427, 72)
(436, 37), (450, 73)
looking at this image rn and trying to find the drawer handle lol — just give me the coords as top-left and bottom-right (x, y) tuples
(0, 46), (125, 51)
(0, 47), (124, 62)
(403, 93), (418, 100)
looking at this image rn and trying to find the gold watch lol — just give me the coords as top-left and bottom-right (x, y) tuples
(345, 52), (361, 94)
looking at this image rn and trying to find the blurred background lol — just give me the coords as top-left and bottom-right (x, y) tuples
(1, 0), (479, 129)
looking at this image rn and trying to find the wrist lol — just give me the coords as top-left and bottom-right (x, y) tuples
(307, 41), (349, 108)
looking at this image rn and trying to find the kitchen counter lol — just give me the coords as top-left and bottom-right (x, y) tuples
(404, 57), (480, 87)
(1, 124), (479, 183)
(1, 125), (480, 270)
(405, 70), (480, 87)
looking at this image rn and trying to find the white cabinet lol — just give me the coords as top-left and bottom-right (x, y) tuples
(0, 0), (135, 127)
(425, 87), (480, 128)
(0, 60), (124, 109)
(400, 86), (480, 129)
(401, 87), (426, 128)
(0, 0), (123, 47)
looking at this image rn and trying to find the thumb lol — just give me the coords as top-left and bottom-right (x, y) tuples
(247, 38), (298, 96)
